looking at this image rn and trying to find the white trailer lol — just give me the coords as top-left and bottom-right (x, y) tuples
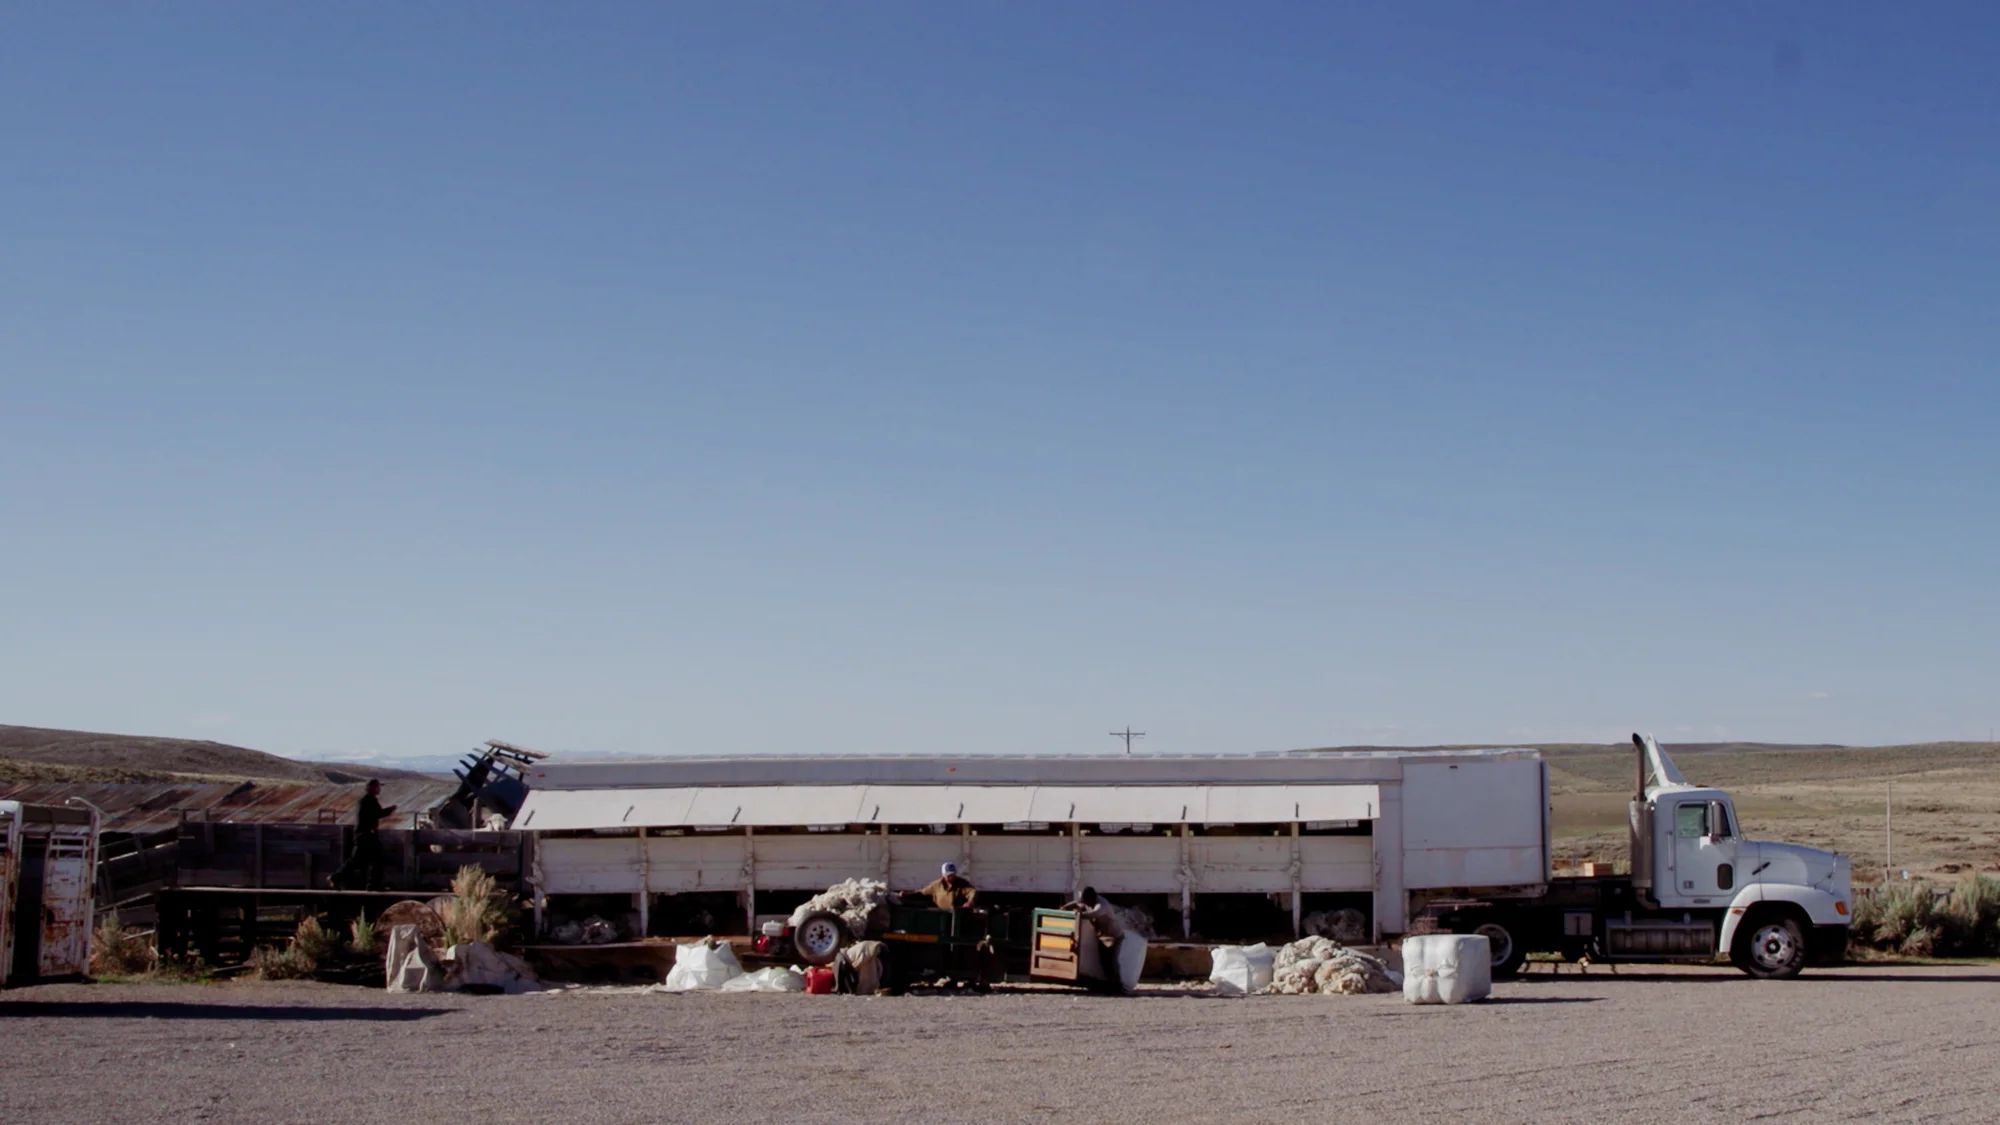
(514, 747), (1551, 946)
(516, 735), (1851, 978)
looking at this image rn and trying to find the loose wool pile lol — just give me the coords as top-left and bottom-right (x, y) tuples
(788, 878), (897, 939)
(1265, 936), (1399, 995)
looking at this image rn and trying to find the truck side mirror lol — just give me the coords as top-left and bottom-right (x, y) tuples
(1708, 800), (1730, 840)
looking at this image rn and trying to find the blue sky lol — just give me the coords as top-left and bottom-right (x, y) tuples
(4, 4), (1997, 762)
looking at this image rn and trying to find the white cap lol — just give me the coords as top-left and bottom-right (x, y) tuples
(941, 862), (959, 877)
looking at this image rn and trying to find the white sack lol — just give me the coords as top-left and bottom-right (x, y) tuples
(1208, 942), (1276, 996)
(1401, 934), (1491, 1005)
(661, 939), (744, 993)
(385, 924), (445, 993)
(721, 966), (807, 992)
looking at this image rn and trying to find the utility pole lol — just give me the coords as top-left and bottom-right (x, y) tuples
(1885, 780), (1893, 879)
(1110, 728), (1145, 756)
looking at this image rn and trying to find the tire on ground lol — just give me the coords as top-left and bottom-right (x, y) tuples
(1731, 910), (1807, 979)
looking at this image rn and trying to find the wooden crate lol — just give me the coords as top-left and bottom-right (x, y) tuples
(1029, 908), (1080, 981)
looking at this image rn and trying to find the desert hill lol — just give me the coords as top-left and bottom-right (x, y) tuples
(0, 723), (438, 785)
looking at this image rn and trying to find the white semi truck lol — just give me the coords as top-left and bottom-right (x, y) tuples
(513, 732), (1851, 979)
(1428, 735), (1851, 979)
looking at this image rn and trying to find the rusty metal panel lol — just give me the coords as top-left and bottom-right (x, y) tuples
(0, 803), (20, 988)
(38, 824), (96, 978)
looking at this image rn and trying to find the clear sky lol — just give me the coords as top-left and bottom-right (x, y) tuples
(4, 4), (1996, 763)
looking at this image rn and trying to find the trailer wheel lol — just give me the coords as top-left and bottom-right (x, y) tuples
(792, 910), (849, 966)
(1469, 917), (1527, 979)
(1732, 912), (1806, 979)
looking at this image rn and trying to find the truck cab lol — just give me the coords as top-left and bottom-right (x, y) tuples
(1440, 734), (1851, 979)
(1631, 734), (1851, 976)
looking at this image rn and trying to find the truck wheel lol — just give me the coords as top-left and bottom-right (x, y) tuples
(1470, 917), (1527, 979)
(1732, 913), (1806, 979)
(791, 910), (848, 966)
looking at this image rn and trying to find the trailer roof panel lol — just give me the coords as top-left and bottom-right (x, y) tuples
(684, 785), (871, 827)
(514, 783), (1385, 831)
(857, 785), (1035, 825)
(529, 748), (1538, 791)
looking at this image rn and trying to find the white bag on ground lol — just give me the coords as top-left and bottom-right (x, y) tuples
(385, 924), (444, 993)
(1208, 942), (1276, 996)
(721, 966), (807, 992)
(1402, 934), (1491, 1005)
(661, 939), (744, 992)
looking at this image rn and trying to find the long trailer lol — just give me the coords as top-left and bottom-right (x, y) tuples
(513, 734), (1849, 979)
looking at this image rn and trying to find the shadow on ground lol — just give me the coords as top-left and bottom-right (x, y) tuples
(0, 1001), (454, 1022)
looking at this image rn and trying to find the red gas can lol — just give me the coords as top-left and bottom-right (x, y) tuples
(803, 965), (836, 994)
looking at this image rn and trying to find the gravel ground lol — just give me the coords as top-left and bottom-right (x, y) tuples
(4, 964), (1997, 1124)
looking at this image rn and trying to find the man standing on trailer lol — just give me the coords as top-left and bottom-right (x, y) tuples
(915, 861), (978, 910)
(332, 780), (397, 891)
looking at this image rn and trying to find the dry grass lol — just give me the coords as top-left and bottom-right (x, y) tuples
(249, 915), (345, 980)
(89, 917), (156, 977)
(437, 865), (515, 948)
(1547, 742), (2000, 881)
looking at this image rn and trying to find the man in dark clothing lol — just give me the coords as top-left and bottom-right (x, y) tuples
(1061, 886), (1144, 995)
(332, 780), (397, 891)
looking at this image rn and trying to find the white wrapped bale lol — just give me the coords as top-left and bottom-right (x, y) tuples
(1401, 934), (1491, 1004)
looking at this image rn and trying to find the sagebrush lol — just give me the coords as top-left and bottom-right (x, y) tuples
(250, 914), (345, 980)
(90, 917), (155, 976)
(1851, 876), (2000, 958)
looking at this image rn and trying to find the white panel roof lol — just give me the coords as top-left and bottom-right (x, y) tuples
(1206, 785), (1379, 823)
(1025, 786), (1210, 824)
(683, 785), (870, 827)
(515, 783), (1381, 831)
(856, 786), (1036, 825)
(513, 788), (696, 832)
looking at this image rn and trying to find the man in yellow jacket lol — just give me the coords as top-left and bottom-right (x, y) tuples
(914, 861), (978, 910)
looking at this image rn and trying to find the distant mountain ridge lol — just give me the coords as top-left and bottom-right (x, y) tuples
(0, 723), (440, 785)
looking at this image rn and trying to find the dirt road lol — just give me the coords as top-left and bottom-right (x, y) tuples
(4, 964), (1994, 1124)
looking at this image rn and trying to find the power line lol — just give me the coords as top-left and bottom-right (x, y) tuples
(1110, 728), (1145, 755)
